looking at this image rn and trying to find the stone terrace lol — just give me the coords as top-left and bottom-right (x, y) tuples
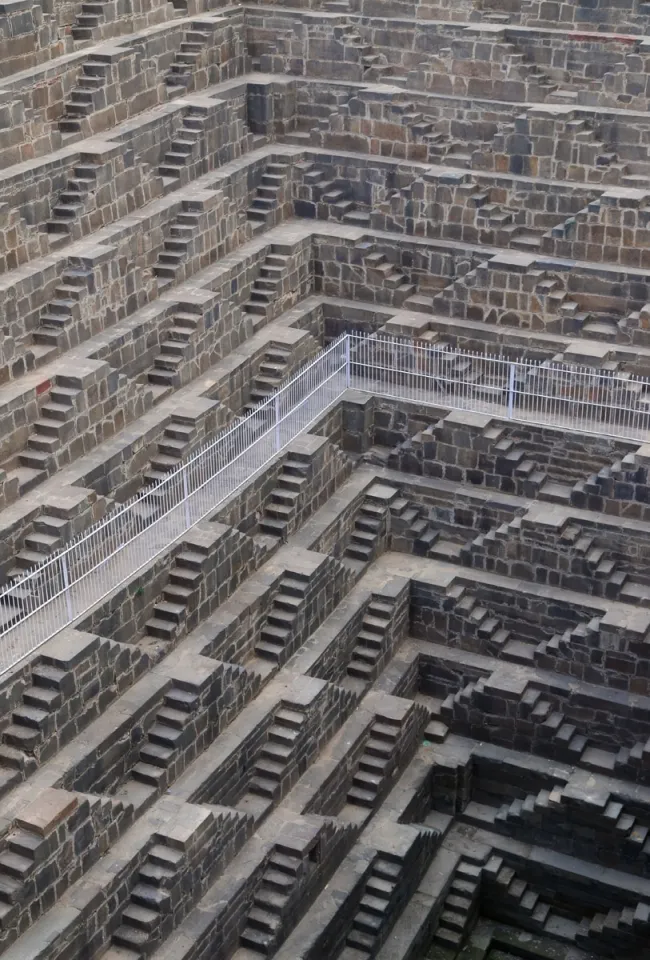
(0, 2), (650, 960)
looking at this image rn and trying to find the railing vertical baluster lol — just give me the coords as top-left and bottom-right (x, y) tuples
(507, 363), (516, 419)
(3, 332), (650, 677)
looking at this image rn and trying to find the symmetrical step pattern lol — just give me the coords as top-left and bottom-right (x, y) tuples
(345, 855), (403, 955)
(159, 108), (208, 183)
(3, 385), (82, 501)
(299, 163), (370, 227)
(344, 498), (386, 563)
(483, 854), (552, 932)
(45, 164), (100, 243)
(144, 544), (209, 642)
(259, 458), (310, 540)
(146, 312), (202, 389)
(346, 715), (403, 809)
(112, 843), (183, 952)
(60, 57), (109, 133)
(254, 573), (309, 660)
(347, 598), (395, 681)
(247, 162), (290, 228)
(494, 784), (650, 861)
(130, 686), (199, 789)
(242, 248), (292, 326)
(152, 201), (204, 290)
(240, 846), (303, 954)
(165, 24), (212, 96)
(143, 419), (197, 489)
(0, 661), (70, 778)
(244, 706), (306, 804)
(6, 513), (73, 583)
(576, 901), (650, 950)
(0, 823), (49, 929)
(71, 1), (110, 42)
(244, 345), (291, 414)
(363, 250), (415, 305)
(32, 268), (94, 352)
(432, 859), (482, 952)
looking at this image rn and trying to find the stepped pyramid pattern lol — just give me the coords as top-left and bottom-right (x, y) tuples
(2, 1), (650, 959)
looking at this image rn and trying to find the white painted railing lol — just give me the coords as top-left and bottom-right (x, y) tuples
(0, 336), (348, 673)
(348, 333), (650, 443)
(2, 330), (650, 674)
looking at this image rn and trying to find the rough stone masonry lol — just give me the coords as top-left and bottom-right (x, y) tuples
(0, 0), (650, 959)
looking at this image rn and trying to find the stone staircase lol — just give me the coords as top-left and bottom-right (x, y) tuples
(344, 497), (387, 563)
(536, 617), (602, 666)
(495, 784), (650, 860)
(143, 417), (197, 489)
(130, 685), (199, 789)
(243, 345), (292, 414)
(112, 842), (184, 952)
(244, 706), (306, 804)
(144, 543), (209, 641)
(531, 696), (591, 763)
(0, 660), (70, 778)
(558, 523), (627, 596)
(165, 22), (213, 96)
(516, 686), (590, 762)
(254, 572), (309, 660)
(31, 267), (94, 355)
(469, 517), (628, 601)
(299, 163), (370, 227)
(145, 310), (202, 389)
(45, 161), (100, 244)
(443, 584), (512, 653)
(240, 845), (303, 953)
(559, 300), (624, 342)
(347, 597), (395, 681)
(576, 902), (650, 951)
(152, 197), (208, 290)
(482, 854), (552, 930)
(432, 859), (482, 951)
(2, 385), (82, 498)
(71, 0), (111, 42)
(159, 108), (208, 185)
(362, 249), (415, 305)
(60, 56), (110, 134)
(247, 162), (290, 229)
(259, 458), (310, 540)
(346, 715), (403, 809)
(345, 854), (403, 955)
(426, 133), (484, 169)
(5, 514), (74, 585)
(241, 247), (292, 326)
(398, 504), (443, 558)
(474, 198), (545, 252)
(574, 451), (644, 508)
(449, 678), (650, 779)
(334, 21), (372, 63)
(0, 822), (52, 928)
(336, 21), (411, 85)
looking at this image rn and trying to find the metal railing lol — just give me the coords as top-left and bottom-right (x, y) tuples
(2, 329), (650, 674)
(347, 332), (650, 442)
(0, 336), (348, 673)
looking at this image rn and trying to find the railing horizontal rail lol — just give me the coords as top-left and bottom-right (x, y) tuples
(2, 330), (650, 675)
(0, 336), (348, 672)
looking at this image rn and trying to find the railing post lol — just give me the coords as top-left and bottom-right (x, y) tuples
(182, 465), (191, 528)
(275, 392), (281, 452)
(60, 554), (73, 623)
(345, 334), (351, 389)
(507, 362), (516, 419)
